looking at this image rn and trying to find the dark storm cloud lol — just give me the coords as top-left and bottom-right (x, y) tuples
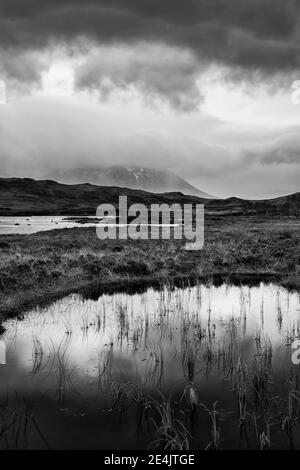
(0, 0), (299, 71)
(74, 44), (204, 111)
(0, 48), (47, 85)
(0, 1), (300, 110)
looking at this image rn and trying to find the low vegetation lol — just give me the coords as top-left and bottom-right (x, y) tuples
(1, 282), (300, 449)
(0, 215), (299, 318)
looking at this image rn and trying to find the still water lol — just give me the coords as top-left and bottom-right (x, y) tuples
(0, 216), (179, 235)
(0, 282), (300, 449)
(0, 216), (99, 235)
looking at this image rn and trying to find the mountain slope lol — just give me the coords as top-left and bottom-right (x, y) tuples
(49, 166), (214, 198)
(0, 178), (299, 217)
(0, 178), (206, 216)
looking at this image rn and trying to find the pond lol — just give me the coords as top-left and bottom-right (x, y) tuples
(0, 282), (300, 450)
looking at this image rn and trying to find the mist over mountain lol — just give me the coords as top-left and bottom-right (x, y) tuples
(48, 166), (215, 199)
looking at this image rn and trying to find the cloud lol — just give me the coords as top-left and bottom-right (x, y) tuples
(0, 0), (299, 81)
(0, 95), (212, 176)
(243, 130), (300, 165)
(74, 44), (204, 111)
(0, 93), (298, 196)
(0, 48), (48, 95)
(0, 1), (299, 197)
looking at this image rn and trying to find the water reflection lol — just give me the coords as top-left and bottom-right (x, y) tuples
(0, 283), (300, 449)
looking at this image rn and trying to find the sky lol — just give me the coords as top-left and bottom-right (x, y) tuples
(0, 0), (300, 198)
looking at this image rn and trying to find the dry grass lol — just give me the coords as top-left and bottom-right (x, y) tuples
(0, 215), (299, 317)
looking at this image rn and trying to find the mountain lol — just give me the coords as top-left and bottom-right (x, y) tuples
(48, 166), (214, 198)
(0, 178), (207, 216)
(0, 178), (299, 217)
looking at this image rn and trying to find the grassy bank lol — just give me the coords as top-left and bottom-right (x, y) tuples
(0, 215), (299, 318)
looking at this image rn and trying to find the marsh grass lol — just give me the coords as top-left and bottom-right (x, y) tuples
(95, 346), (113, 395)
(0, 394), (52, 450)
(55, 340), (76, 407)
(32, 336), (45, 374)
(0, 215), (299, 318)
(201, 401), (222, 450)
(0, 280), (300, 449)
(150, 396), (190, 450)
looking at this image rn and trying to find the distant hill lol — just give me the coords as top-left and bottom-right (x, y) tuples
(0, 178), (205, 216)
(48, 166), (214, 199)
(0, 178), (299, 216)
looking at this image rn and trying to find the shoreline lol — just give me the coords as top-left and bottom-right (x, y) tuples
(1, 215), (299, 321)
(2, 270), (298, 321)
